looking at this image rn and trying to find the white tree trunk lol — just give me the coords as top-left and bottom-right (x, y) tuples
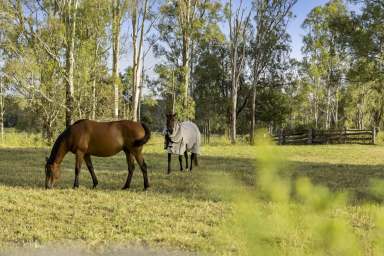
(131, 0), (147, 122)
(0, 78), (4, 143)
(132, 60), (142, 121)
(250, 86), (256, 144)
(227, 0), (250, 144)
(112, 0), (122, 120)
(180, 0), (191, 108)
(334, 87), (339, 128)
(65, 0), (78, 127)
(137, 56), (145, 122)
(91, 41), (99, 120)
(91, 78), (96, 120)
(326, 87), (331, 129)
(182, 35), (190, 106)
(230, 46), (238, 144)
(314, 98), (319, 129)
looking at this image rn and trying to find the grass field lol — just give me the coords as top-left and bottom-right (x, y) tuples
(1, 133), (384, 255)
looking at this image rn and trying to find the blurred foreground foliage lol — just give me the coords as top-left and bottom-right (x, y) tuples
(216, 130), (384, 255)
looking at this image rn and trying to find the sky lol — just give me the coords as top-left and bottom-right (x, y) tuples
(288, 0), (330, 60)
(122, 0), (344, 76)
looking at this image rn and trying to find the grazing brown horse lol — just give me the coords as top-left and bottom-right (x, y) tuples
(45, 119), (151, 190)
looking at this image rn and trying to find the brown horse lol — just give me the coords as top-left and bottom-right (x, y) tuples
(45, 119), (151, 190)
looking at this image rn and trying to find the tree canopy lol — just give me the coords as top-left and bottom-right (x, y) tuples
(0, 0), (383, 143)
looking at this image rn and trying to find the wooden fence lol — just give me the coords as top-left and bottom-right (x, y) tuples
(273, 128), (377, 145)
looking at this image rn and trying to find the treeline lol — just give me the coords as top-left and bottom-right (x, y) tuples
(289, 0), (384, 132)
(0, 0), (382, 144)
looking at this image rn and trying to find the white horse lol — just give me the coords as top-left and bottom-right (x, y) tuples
(164, 114), (201, 173)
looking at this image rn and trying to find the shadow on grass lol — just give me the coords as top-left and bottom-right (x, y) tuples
(288, 160), (384, 203)
(0, 148), (383, 204)
(0, 148), (254, 201)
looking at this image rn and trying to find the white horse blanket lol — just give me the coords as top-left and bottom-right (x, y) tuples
(164, 121), (201, 155)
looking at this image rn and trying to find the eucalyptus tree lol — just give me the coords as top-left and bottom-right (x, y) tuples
(0, 0), (67, 140)
(248, 0), (297, 144)
(0, 76), (5, 143)
(155, 0), (221, 120)
(1, 0), (114, 140)
(225, 0), (251, 144)
(346, 0), (384, 128)
(61, 0), (78, 127)
(75, 0), (110, 120)
(302, 0), (349, 129)
(111, 0), (128, 119)
(176, 0), (204, 108)
(0, 26), (6, 142)
(128, 0), (159, 121)
(192, 38), (228, 133)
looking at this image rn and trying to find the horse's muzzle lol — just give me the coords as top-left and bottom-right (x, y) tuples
(45, 177), (53, 189)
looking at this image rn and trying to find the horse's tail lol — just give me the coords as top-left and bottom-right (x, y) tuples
(134, 122), (151, 147)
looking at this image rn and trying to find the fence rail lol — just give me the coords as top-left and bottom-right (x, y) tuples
(273, 128), (377, 145)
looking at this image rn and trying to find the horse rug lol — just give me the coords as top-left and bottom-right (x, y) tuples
(165, 121), (201, 155)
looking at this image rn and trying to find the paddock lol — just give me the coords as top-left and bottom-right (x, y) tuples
(0, 134), (384, 254)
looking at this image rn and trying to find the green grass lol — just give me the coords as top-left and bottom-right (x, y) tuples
(2, 134), (384, 254)
(0, 128), (47, 148)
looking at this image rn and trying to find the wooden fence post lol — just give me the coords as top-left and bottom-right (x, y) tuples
(278, 129), (283, 145)
(338, 128), (343, 144)
(203, 122), (207, 144)
(343, 127), (347, 144)
(307, 128), (313, 144)
(279, 128), (285, 145)
(372, 127), (376, 145)
(207, 119), (210, 144)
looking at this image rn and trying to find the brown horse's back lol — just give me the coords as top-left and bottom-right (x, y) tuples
(67, 120), (149, 157)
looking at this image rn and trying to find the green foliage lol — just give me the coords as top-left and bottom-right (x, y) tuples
(289, 0), (384, 130)
(1, 0), (113, 141)
(0, 129), (47, 147)
(300, 0), (349, 129)
(174, 95), (195, 121)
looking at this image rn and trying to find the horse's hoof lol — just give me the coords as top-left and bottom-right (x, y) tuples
(122, 186), (129, 190)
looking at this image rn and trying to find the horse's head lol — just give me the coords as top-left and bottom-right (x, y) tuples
(166, 113), (177, 134)
(45, 157), (60, 189)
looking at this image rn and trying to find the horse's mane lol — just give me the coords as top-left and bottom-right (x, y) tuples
(47, 119), (87, 164)
(47, 129), (69, 164)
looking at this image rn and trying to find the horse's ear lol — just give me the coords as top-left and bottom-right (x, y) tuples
(173, 113), (177, 118)
(45, 156), (49, 163)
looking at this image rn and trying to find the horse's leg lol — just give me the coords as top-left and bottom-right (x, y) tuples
(84, 155), (98, 188)
(167, 153), (171, 174)
(122, 150), (135, 189)
(184, 151), (188, 170)
(133, 149), (149, 190)
(74, 151), (84, 188)
(190, 153), (195, 171)
(179, 155), (183, 171)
